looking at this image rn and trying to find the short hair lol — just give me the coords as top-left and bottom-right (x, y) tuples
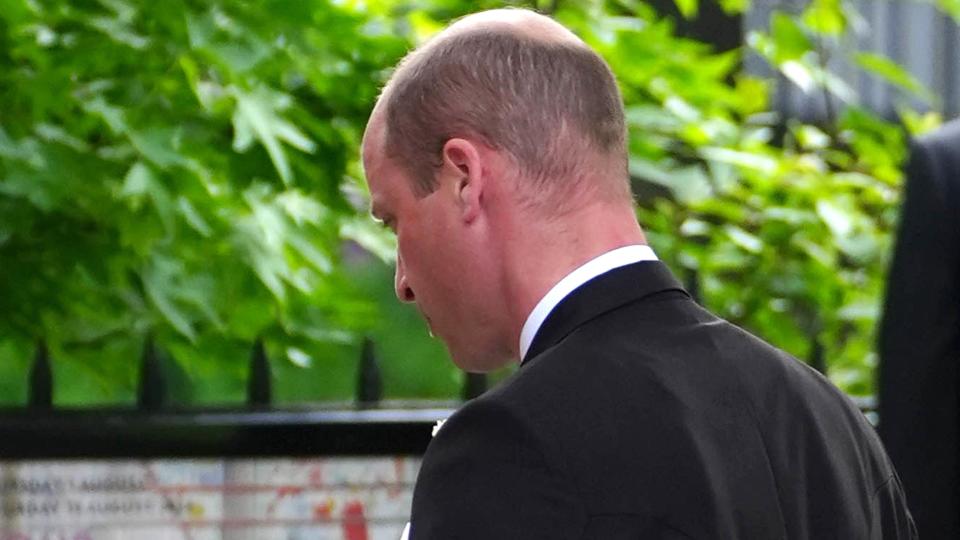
(380, 12), (627, 199)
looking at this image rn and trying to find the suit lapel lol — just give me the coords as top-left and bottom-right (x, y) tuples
(521, 261), (689, 364)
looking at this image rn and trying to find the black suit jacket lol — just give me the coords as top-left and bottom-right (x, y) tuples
(879, 119), (960, 539)
(411, 261), (915, 539)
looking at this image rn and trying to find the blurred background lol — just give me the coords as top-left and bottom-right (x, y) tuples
(0, 0), (957, 536)
(2, 0), (956, 407)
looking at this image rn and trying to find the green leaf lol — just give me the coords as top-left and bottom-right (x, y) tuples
(679, 218), (711, 237)
(81, 97), (128, 135)
(674, 0), (699, 19)
(287, 232), (333, 275)
(185, 9), (272, 74)
(179, 55), (228, 113)
(629, 159), (713, 204)
(802, 0), (846, 35)
(934, 0), (960, 22)
(719, 0), (749, 14)
(794, 125), (831, 150)
(794, 237), (835, 267)
(816, 199), (853, 237)
(340, 216), (397, 263)
(276, 190), (327, 226)
(770, 13), (813, 61)
(129, 128), (188, 170)
(85, 14), (150, 49)
(699, 147), (779, 175)
(854, 52), (935, 103)
(407, 10), (445, 42)
(836, 233), (880, 263)
(0, 0), (32, 25)
(142, 256), (197, 341)
(237, 219), (287, 302)
(231, 86), (317, 185)
(820, 68), (858, 103)
(625, 105), (683, 131)
(663, 96), (702, 122)
(724, 225), (763, 253)
(34, 124), (90, 152)
(781, 60), (815, 93)
(122, 161), (174, 233)
(177, 196), (212, 237)
(838, 299), (878, 321)
(764, 206), (816, 226)
(286, 346), (313, 368)
(898, 108), (942, 136)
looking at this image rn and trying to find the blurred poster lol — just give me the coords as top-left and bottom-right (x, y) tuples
(0, 457), (418, 540)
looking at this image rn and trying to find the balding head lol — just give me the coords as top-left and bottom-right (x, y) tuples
(444, 8), (582, 42)
(374, 8), (629, 203)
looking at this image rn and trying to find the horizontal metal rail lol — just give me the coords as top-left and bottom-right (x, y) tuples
(0, 405), (455, 459)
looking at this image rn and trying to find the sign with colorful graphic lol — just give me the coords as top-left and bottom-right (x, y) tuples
(0, 458), (418, 539)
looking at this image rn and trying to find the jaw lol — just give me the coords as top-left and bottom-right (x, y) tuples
(442, 318), (517, 373)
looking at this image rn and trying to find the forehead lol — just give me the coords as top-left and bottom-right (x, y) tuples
(361, 111), (386, 172)
(362, 121), (406, 217)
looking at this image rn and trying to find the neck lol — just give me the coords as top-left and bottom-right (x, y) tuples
(494, 198), (647, 359)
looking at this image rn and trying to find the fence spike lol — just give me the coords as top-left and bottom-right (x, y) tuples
(684, 268), (702, 304)
(28, 340), (52, 410)
(247, 338), (272, 407)
(462, 372), (487, 401)
(137, 336), (167, 411)
(809, 338), (827, 375)
(357, 337), (382, 406)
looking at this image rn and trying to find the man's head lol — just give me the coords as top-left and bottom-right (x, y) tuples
(361, 8), (638, 371)
(380, 8), (630, 205)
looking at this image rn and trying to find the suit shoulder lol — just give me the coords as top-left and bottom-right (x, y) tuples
(917, 118), (960, 152)
(913, 120), (960, 201)
(421, 385), (568, 481)
(412, 380), (585, 538)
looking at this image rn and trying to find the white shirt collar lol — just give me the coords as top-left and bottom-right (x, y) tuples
(518, 244), (658, 360)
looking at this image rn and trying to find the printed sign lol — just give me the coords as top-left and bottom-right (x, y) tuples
(0, 457), (419, 540)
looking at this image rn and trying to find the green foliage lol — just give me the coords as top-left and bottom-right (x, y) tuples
(933, 0), (960, 22)
(1, 0), (953, 405)
(0, 0), (418, 405)
(573, 0), (934, 396)
(674, 0), (700, 19)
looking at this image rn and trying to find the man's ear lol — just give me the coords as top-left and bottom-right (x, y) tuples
(440, 138), (484, 223)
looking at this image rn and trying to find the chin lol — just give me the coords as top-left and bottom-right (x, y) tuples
(447, 343), (514, 374)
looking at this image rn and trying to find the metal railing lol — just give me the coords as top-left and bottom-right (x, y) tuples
(1, 290), (878, 461)
(0, 338), (478, 459)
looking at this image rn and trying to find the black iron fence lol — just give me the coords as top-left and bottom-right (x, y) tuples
(2, 298), (877, 460)
(1, 338), (479, 459)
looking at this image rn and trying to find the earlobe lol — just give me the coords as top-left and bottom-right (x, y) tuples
(458, 181), (481, 223)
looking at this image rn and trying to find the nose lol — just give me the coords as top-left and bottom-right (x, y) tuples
(394, 254), (416, 303)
